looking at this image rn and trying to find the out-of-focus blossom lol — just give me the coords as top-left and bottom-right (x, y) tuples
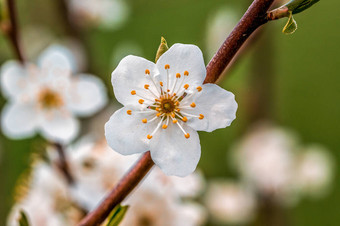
(205, 180), (256, 225)
(294, 145), (334, 198)
(7, 162), (83, 226)
(8, 137), (207, 225)
(232, 124), (297, 200)
(205, 8), (239, 59)
(0, 45), (107, 143)
(105, 43), (238, 177)
(68, 0), (130, 29)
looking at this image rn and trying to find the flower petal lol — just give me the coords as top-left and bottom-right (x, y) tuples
(185, 84), (237, 132)
(105, 106), (157, 155)
(150, 123), (201, 177)
(111, 55), (159, 106)
(66, 74), (108, 117)
(0, 61), (27, 99)
(156, 44), (206, 92)
(1, 102), (38, 139)
(37, 45), (75, 76)
(39, 111), (79, 144)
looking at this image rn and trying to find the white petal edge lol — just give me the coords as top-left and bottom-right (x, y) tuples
(156, 43), (206, 91)
(67, 74), (108, 117)
(39, 111), (79, 144)
(1, 102), (38, 139)
(0, 61), (27, 99)
(186, 83), (238, 132)
(105, 106), (157, 155)
(111, 55), (159, 107)
(150, 123), (201, 177)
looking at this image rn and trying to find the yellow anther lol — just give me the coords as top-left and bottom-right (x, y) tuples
(160, 82), (163, 87)
(184, 71), (189, 76)
(182, 116), (188, 122)
(145, 69), (150, 74)
(173, 93), (176, 96)
(126, 110), (132, 115)
(190, 102), (196, 108)
(157, 113), (162, 117)
(196, 86), (202, 92)
(165, 64), (170, 69)
(176, 108), (181, 112)
(199, 114), (204, 120)
(162, 124), (168, 129)
(138, 99), (144, 104)
(142, 118), (147, 123)
(175, 101), (180, 106)
(176, 73), (181, 78)
(185, 133), (190, 139)
(147, 135), (153, 139)
(155, 107), (160, 111)
(171, 113), (176, 118)
(144, 84), (149, 89)
(155, 99), (160, 102)
(172, 119), (178, 124)
(131, 90), (136, 95)
(184, 84), (189, 89)
(167, 89), (170, 92)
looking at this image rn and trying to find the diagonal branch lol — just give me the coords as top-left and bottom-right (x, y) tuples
(78, 0), (276, 225)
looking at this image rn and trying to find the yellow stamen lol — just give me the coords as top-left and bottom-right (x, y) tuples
(172, 119), (178, 123)
(145, 69), (150, 74)
(184, 71), (189, 76)
(175, 101), (179, 106)
(131, 90), (136, 95)
(171, 113), (176, 118)
(196, 86), (202, 92)
(160, 82), (163, 87)
(184, 84), (189, 89)
(167, 89), (170, 92)
(182, 116), (188, 122)
(142, 118), (147, 123)
(144, 84), (149, 89)
(185, 133), (190, 139)
(138, 99), (144, 104)
(165, 64), (170, 69)
(126, 110), (132, 115)
(156, 113), (162, 117)
(162, 124), (168, 129)
(176, 73), (181, 78)
(190, 102), (196, 108)
(155, 108), (160, 111)
(199, 114), (204, 120)
(176, 108), (181, 112)
(147, 135), (153, 139)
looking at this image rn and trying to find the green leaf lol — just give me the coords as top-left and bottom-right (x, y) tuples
(285, 0), (320, 14)
(283, 12), (298, 34)
(106, 205), (129, 226)
(155, 37), (169, 63)
(18, 210), (30, 226)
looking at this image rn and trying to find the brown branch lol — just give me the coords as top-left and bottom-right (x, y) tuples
(78, 152), (154, 226)
(78, 0), (276, 225)
(4, 0), (25, 63)
(53, 142), (75, 185)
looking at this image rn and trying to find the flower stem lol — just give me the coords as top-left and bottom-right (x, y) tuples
(53, 142), (75, 185)
(78, 1), (277, 225)
(3, 0), (25, 63)
(78, 152), (154, 226)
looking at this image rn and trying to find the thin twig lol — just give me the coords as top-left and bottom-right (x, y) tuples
(4, 0), (25, 63)
(78, 0), (276, 225)
(53, 142), (75, 185)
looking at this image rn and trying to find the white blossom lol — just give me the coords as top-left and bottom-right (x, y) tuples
(105, 43), (238, 176)
(294, 145), (334, 198)
(205, 180), (256, 224)
(68, 0), (129, 29)
(0, 45), (107, 143)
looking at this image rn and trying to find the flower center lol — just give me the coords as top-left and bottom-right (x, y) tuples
(38, 88), (63, 109)
(160, 99), (175, 113)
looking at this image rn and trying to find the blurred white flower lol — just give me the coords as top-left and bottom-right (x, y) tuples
(68, 0), (130, 29)
(105, 43), (238, 177)
(7, 162), (83, 226)
(232, 124), (297, 201)
(205, 180), (256, 224)
(205, 8), (239, 59)
(0, 45), (108, 143)
(294, 145), (334, 198)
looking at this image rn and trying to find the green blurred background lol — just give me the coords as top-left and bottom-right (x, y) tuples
(0, 0), (339, 225)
